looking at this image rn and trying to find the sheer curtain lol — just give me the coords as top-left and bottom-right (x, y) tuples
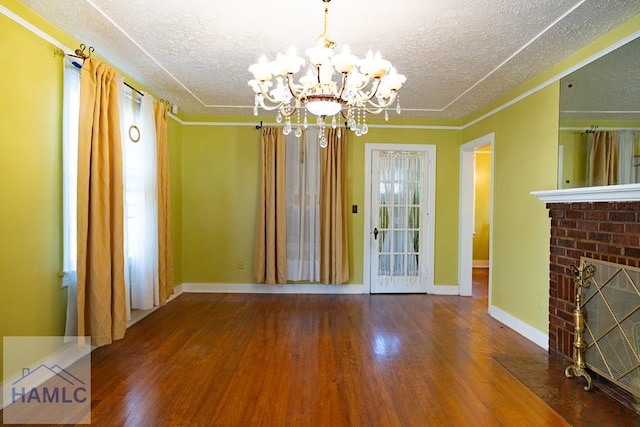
(120, 81), (159, 313)
(285, 127), (321, 281)
(618, 130), (635, 185)
(63, 58), (80, 338)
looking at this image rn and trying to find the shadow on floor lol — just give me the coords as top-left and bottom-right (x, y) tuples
(495, 353), (640, 426)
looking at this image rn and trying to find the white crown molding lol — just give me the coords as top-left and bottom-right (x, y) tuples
(531, 184), (640, 203)
(5, 3), (639, 131)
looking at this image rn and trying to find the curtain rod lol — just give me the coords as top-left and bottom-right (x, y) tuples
(66, 43), (144, 97)
(124, 81), (144, 97)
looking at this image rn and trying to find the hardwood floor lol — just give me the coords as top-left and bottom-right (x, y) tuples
(4, 270), (638, 425)
(104, 271), (562, 426)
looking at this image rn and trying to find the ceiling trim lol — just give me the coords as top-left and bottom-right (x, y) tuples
(168, 115), (463, 131)
(0, 4), (68, 53)
(462, 29), (640, 130)
(83, 0), (209, 108)
(443, 0), (587, 112)
(561, 110), (640, 114)
(80, 0), (595, 114)
(4, 5), (639, 132)
(559, 126), (640, 131)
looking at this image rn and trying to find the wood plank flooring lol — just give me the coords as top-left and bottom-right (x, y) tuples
(95, 271), (567, 426)
(6, 270), (636, 426)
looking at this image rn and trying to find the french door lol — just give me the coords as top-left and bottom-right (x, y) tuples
(366, 144), (435, 293)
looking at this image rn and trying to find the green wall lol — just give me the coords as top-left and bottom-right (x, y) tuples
(558, 129), (587, 188)
(179, 125), (461, 286)
(2, 0), (640, 380)
(559, 122), (640, 189)
(0, 11), (67, 379)
(0, 0), (185, 380)
(168, 118), (184, 286)
(473, 152), (491, 262)
(463, 84), (560, 333)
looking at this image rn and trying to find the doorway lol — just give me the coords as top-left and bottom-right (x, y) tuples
(364, 144), (436, 293)
(459, 133), (494, 298)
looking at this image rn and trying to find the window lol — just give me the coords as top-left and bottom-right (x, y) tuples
(120, 84), (159, 310)
(61, 58), (80, 287)
(61, 69), (159, 310)
(285, 128), (321, 281)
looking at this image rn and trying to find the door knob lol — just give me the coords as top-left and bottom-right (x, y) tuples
(373, 228), (379, 240)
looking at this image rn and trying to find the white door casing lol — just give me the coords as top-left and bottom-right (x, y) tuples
(364, 144), (436, 293)
(458, 133), (494, 297)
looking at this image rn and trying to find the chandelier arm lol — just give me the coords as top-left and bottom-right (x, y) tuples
(257, 88), (287, 106)
(285, 74), (305, 101)
(278, 100), (300, 118)
(361, 105), (385, 115)
(357, 78), (383, 103)
(336, 73), (348, 101)
(257, 96), (283, 111)
(359, 93), (398, 113)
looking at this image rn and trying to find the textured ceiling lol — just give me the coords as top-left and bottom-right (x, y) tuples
(16, 0), (640, 120)
(560, 36), (640, 122)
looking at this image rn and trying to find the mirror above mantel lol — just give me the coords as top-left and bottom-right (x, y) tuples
(558, 33), (640, 189)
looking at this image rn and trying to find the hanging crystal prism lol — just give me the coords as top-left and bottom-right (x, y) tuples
(319, 133), (328, 148)
(384, 109), (389, 121)
(283, 119), (292, 135)
(331, 115), (337, 129)
(362, 110), (368, 134)
(295, 109), (302, 138)
(276, 110), (283, 123)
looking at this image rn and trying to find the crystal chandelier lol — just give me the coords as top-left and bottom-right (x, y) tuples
(248, 0), (406, 147)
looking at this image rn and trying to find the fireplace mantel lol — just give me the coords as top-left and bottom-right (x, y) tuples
(531, 184), (640, 203)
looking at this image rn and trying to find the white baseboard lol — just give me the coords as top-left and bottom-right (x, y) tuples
(2, 338), (93, 409)
(182, 282), (468, 296)
(473, 260), (490, 268)
(182, 282), (368, 294)
(431, 285), (460, 295)
(489, 305), (548, 350)
(2, 285), (187, 409)
(127, 284), (184, 327)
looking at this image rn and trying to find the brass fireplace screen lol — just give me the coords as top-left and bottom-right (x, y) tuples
(581, 257), (640, 397)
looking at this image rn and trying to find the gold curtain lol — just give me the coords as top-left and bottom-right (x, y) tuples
(154, 101), (174, 305)
(253, 127), (288, 284)
(320, 128), (349, 284)
(76, 58), (126, 346)
(588, 131), (618, 186)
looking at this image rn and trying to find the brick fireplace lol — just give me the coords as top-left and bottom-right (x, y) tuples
(546, 200), (640, 358)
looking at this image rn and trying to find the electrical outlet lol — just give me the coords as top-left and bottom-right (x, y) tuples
(237, 261), (245, 270)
